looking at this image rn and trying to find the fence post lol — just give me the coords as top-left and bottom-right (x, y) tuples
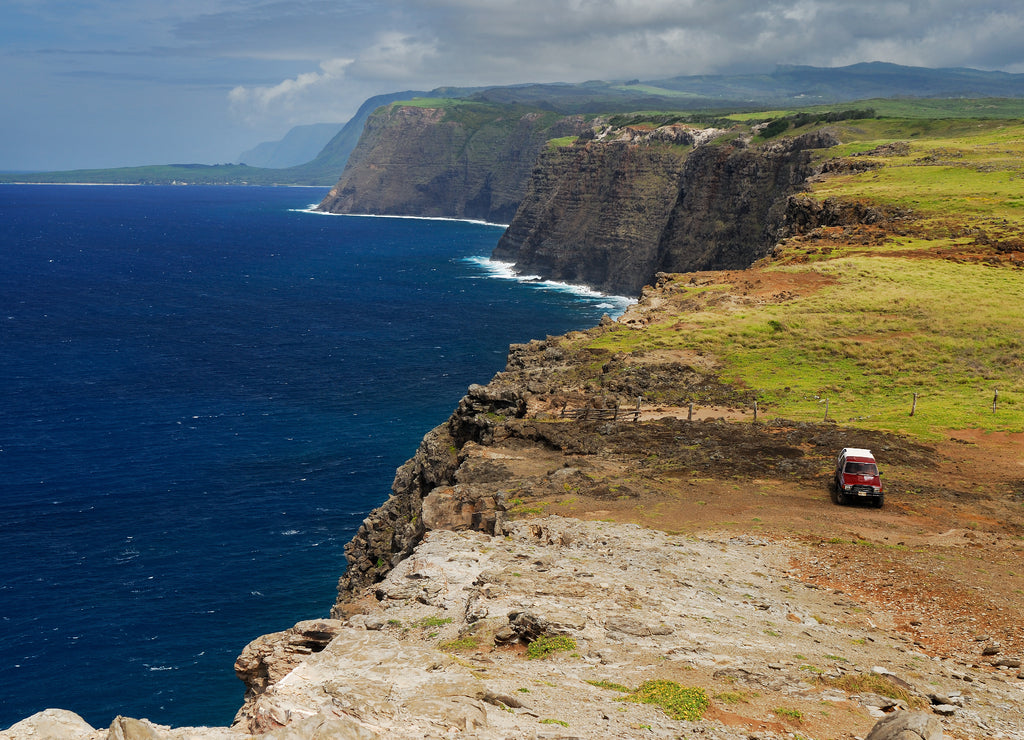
(634, 396), (641, 422)
(823, 398), (829, 421)
(910, 393), (917, 417)
(688, 402), (693, 421)
(753, 400), (758, 423)
(993, 388), (999, 413)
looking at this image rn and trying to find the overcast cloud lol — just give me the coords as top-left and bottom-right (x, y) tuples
(2, 0), (1022, 170)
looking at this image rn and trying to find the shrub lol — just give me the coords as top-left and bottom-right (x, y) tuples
(773, 707), (803, 723)
(821, 672), (923, 707)
(540, 718), (569, 727)
(624, 680), (709, 721)
(439, 636), (478, 652)
(587, 679), (632, 692)
(526, 635), (577, 659)
(760, 118), (790, 139)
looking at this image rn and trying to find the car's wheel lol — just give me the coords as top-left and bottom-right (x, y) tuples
(835, 488), (845, 505)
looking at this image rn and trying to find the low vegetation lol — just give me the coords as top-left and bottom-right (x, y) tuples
(820, 672), (925, 708)
(623, 680), (710, 722)
(525, 635), (577, 659)
(581, 106), (1024, 438)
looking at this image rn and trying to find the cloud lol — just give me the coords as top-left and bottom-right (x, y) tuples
(218, 0), (1024, 132)
(393, 0), (1024, 76)
(229, 57), (353, 124)
(5, 0), (1024, 169)
(348, 32), (439, 81)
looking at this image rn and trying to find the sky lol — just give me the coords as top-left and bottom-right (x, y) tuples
(2, 0), (1023, 172)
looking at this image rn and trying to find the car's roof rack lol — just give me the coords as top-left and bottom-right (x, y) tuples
(840, 447), (874, 458)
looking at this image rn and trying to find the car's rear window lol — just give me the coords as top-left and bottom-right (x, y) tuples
(845, 461), (878, 475)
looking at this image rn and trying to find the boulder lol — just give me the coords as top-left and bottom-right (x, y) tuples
(1, 709), (95, 740)
(108, 716), (164, 740)
(604, 614), (674, 637)
(865, 710), (944, 740)
(421, 484), (502, 533)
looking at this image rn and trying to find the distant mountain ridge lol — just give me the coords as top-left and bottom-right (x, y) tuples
(5, 63), (1024, 185)
(238, 123), (343, 168)
(646, 61), (1024, 103)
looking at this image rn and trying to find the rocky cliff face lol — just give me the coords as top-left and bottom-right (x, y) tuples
(333, 382), (527, 603)
(493, 128), (839, 296)
(318, 104), (838, 295)
(316, 104), (590, 224)
(490, 134), (690, 295)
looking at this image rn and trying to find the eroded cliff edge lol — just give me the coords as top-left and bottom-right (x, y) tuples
(492, 126), (838, 296)
(316, 102), (590, 224)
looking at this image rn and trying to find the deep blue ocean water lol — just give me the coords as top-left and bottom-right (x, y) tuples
(0, 185), (631, 730)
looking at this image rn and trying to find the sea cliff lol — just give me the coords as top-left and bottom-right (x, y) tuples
(492, 127), (838, 295)
(8, 105), (1024, 740)
(316, 102), (590, 224)
(318, 103), (839, 295)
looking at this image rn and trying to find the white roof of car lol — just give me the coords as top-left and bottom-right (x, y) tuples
(841, 447), (874, 459)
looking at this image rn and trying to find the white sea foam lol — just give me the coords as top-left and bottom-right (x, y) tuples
(294, 207), (509, 228)
(463, 256), (636, 317)
(292, 210), (634, 314)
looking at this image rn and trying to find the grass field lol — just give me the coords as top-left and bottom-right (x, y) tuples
(586, 109), (1024, 438)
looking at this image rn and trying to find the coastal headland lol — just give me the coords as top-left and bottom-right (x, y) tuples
(6, 101), (1024, 739)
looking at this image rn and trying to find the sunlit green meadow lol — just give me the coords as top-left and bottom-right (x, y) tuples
(584, 113), (1024, 438)
(590, 257), (1023, 436)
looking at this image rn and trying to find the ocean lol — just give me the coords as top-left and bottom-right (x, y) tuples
(0, 184), (632, 730)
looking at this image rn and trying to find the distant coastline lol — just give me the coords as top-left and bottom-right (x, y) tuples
(0, 181), (329, 187)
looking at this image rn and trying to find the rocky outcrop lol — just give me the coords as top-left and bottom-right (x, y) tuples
(1, 709), (97, 740)
(493, 129), (839, 296)
(233, 619), (348, 726)
(331, 382), (528, 602)
(0, 710), (241, 740)
(231, 517), (1017, 739)
(781, 192), (913, 235)
(865, 711), (944, 740)
(316, 103), (590, 223)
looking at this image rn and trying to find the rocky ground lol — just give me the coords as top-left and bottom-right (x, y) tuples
(237, 515), (1024, 740)
(10, 513), (1020, 739)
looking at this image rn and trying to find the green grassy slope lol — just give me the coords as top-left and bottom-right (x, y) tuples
(583, 112), (1024, 438)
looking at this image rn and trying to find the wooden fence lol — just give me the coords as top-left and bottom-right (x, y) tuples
(559, 397), (642, 422)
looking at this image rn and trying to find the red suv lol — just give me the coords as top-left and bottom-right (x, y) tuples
(834, 448), (883, 507)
